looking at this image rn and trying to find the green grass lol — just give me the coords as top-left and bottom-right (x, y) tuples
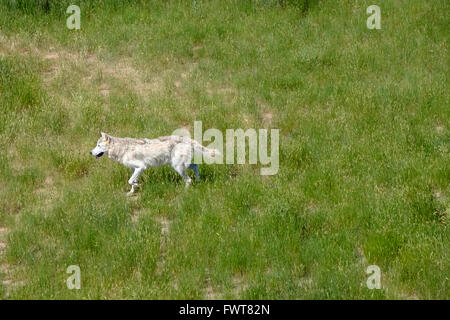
(0, 0), (448, 299)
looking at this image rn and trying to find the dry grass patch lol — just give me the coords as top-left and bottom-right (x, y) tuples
(34, 175), (58, 209)
(231, 274), (248, 298)
(0, 34), (167, 103)
(155, 215), (171, 275)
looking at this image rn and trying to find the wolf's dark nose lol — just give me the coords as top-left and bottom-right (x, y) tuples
(89, 151), (92, 155)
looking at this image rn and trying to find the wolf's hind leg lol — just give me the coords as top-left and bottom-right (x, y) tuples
(172, 163), (192, 188)
(188, 163), (200, 180)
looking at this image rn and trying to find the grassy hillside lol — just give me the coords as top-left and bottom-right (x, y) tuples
(0, 0), (448, 299)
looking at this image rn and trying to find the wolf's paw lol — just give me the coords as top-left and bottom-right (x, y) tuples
(126, 190), (136, 197)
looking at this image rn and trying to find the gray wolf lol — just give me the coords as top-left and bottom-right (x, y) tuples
(90, 132), (219, 195)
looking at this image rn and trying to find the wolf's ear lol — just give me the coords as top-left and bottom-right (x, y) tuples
(101, 132), (111, 144)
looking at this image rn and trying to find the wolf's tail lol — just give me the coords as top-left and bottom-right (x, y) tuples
(190, 139), (221, 158)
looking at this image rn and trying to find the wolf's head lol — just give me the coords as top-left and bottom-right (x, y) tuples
(90, 132), (112, 158)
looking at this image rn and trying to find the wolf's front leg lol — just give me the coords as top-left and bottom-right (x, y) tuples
(127, 167), (145, 196)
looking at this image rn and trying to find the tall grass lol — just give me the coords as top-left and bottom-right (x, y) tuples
(0, 0), (448, 299)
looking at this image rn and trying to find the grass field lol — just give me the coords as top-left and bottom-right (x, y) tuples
(0, 0), (448, 299)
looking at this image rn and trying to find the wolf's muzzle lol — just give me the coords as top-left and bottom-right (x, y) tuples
(90, 151), (104, 158)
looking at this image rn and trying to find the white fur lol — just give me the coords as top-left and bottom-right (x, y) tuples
(90, 132), (218, 195)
